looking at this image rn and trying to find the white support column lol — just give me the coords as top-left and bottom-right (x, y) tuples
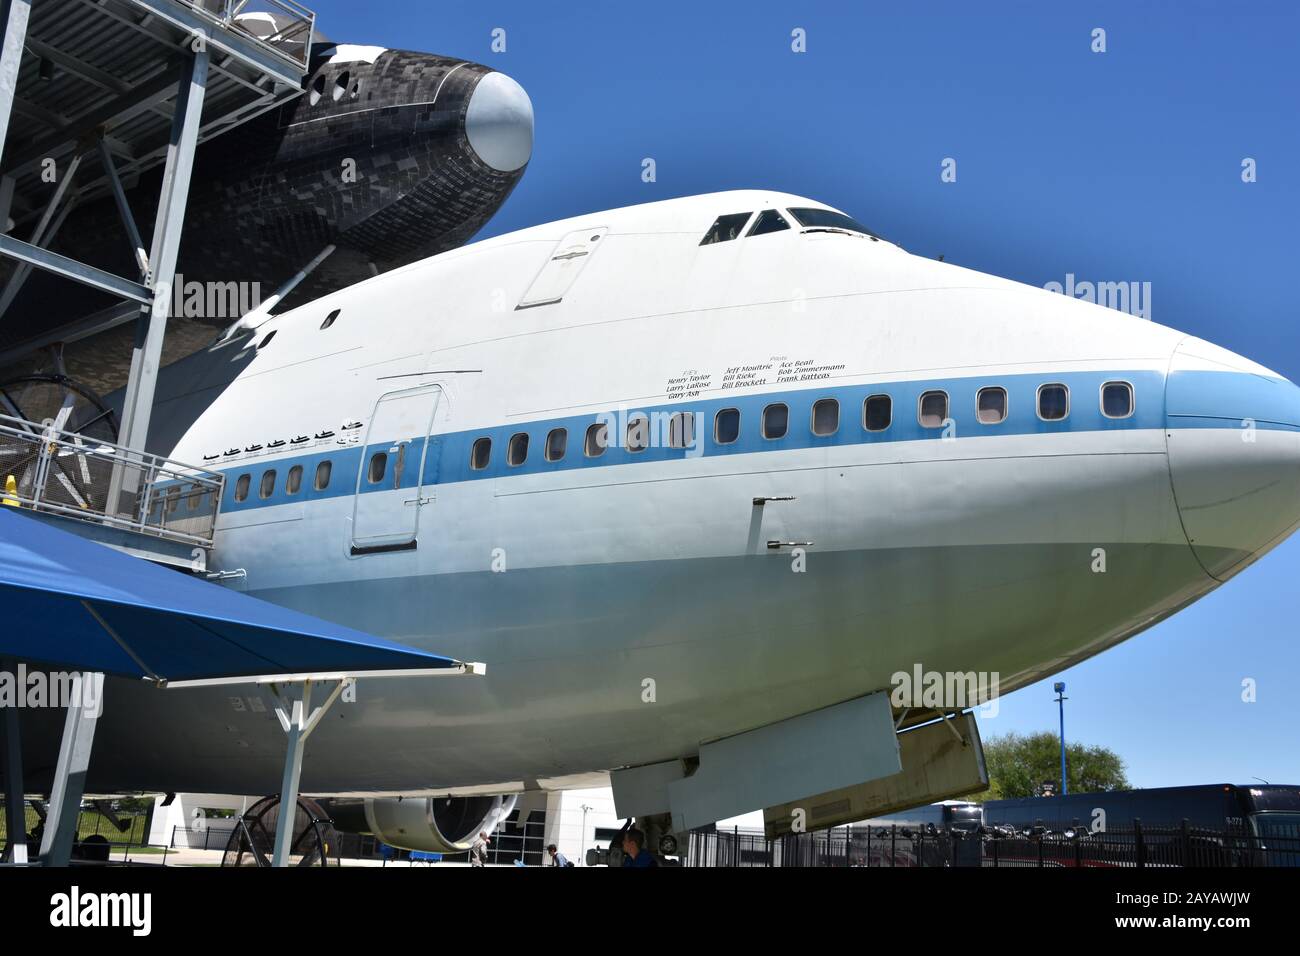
(269, 678), (349, 867)
(38, 672), (105, 866)
(111, 45), (210, 510)
(0, 0), (31, 164)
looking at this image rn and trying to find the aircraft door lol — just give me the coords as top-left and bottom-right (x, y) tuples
(516, 227), (607, 309)
(351, 384), (442, 555)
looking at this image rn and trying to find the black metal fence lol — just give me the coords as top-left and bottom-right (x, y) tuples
(688, 821), (1300, 868)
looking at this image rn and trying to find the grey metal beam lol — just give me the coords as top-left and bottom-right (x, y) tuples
(97, 137), (149, 276)
(115, 48), (209, 459)
(0, 70), (179, 175)
(0, 300), (137, 367)
(0, 233), (151, 302)
(1, 659), (27, 865)
(124, 0), (307, 87)
(38, 673), (103, 866)
(24, 37), (133, 95)
(0, 150), (85, 319)
(0, 0), (32, 164)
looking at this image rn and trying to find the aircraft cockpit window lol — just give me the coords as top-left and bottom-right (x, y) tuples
(1101, 381), (1134, 419)
(321, 309), (341, 330)
(714, 408), (740, 444)
(747, 210), (790, 237)
(334, 71), (350, 102)
(309, 73), (325, 106)
(584, 423), (608, 458)
(259, 470), (277, 499)
(233, 473), (251, 502)
(286, 465), (303, 495)
(762, 403), (789, 440)
(368, 452), (387, 484)
(508, 432), (530, 466)
(1037, 384), (1070, 421)
(919, 390), (949, 428)
(811, 398), (839, 436)
(863, 394), (892, 432)
(787, 207), (881, 239)
(546, 428), (568, 462)
(627, 415), (650, 453)
(977, 387), (1008, 424)
(470, 437), (492, 470)
(699, 213), (752, 245)
(315, 460), (332, 490)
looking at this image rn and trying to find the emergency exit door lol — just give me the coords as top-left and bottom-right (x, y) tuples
(516, 227), (608, 309)
(351, 384), (442, 555)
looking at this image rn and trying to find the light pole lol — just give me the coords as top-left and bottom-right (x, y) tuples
(579, 804), (592, 864)
(1054, 682), (1068, 795)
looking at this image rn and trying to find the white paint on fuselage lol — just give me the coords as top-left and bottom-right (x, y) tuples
(77, 191), (1300, 797)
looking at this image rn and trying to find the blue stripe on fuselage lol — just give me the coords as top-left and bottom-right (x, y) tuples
(198, 368), (1295, 514)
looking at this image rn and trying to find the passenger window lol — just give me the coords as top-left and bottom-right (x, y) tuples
(258, 330), (276, 349)
(368, 453), (387, 484)
(320, 308), (340, 330)
(700, 212), (752, 245)
(286, 465), (303, 495)
(668, 412), (695, 449)
(165, 486), (180, 514)
(234, 473), (250, 502)
(627, 414), (649, 453)
(747, 209), (790, 237)
(763, 403), (789, 439)
(314, 460), (332, 490)
(1101, 381), (1134, 419)
(811, 398), (839, 436)
(977, 387), (1008, 424)
(470, 437), (492, 470)
(585, 423), (608, 457)
(259, 470), (277, 499)
(1037, 384), (1069, 421)
(919, 390), (948, 428)
(546, 428), (567, 462)
(508, 432), (529, 466)
(714, 407), (740, 444)
(863, 394), (891, 432)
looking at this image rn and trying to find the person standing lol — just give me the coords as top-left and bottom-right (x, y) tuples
(470, 831), (490, 867)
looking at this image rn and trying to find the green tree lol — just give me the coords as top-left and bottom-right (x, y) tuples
(970, 731), (1130, 801)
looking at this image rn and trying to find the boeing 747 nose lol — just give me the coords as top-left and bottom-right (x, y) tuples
(1165, 336), (1300, 580)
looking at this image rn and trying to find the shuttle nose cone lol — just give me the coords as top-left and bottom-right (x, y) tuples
(1166, 337), (1300, 580)
(465, 71), (534, 172)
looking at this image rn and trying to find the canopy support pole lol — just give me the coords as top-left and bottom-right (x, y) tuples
(1, 658), (26, 864)
(38, 672), (103, 866)
(268, 677), (349, 867)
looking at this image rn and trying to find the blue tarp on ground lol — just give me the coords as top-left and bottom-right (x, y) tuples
(0, 507), (458, 682)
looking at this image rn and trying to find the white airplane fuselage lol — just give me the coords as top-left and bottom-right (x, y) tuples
(61, 190), (1300, 799)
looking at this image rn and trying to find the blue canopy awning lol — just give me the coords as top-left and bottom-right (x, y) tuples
(0, 507), (464, 684)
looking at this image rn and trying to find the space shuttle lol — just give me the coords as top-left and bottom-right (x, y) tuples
(12, 189), (1300, 859)
(0, 13), (534, 353)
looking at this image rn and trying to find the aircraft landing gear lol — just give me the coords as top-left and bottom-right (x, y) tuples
(584, 813), (683, 867)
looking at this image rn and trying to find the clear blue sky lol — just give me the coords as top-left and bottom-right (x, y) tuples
(310, 1), (1299, 787)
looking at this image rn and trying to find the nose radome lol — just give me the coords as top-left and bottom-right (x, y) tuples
(1166, 337), (1300, 580)
(465, 72), (534, 172)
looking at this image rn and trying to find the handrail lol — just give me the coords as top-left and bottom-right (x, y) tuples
(0, 413), (225, 548)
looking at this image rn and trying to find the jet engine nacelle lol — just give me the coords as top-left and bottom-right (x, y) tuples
(322, 795), (517, 853)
